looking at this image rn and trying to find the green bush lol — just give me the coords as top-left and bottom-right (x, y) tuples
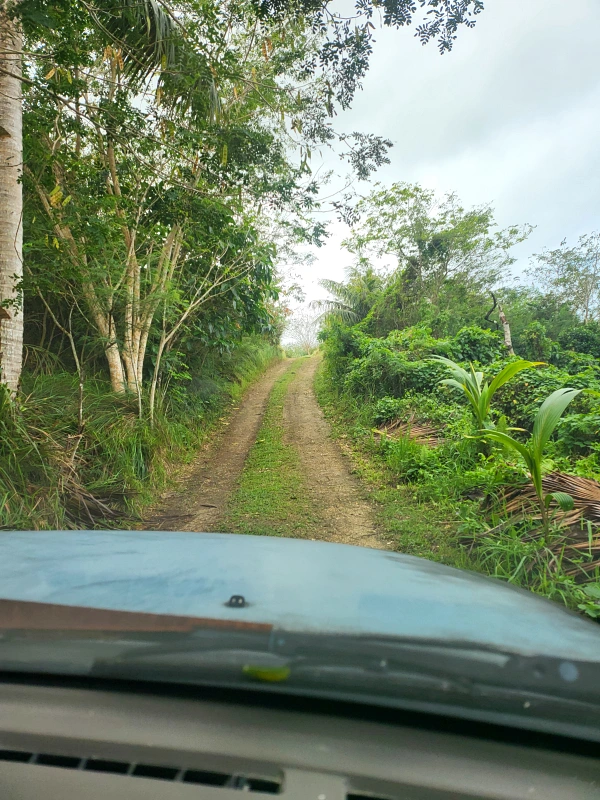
(449, 325), (503, 363)
(493, 362), (600, 429)
(559, 322), (600, 360)
(520, 321), (557, 361)
(344, 348), (446, 399)
(373, 396), (406, 425)
(556, 414), (600, 455)
(383, 435), (433, 483)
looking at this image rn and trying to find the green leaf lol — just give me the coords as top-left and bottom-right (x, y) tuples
(487, 360), (544, 396)
(545, 491), (574, 511)
(583, 584), (600, 600)
(531, 388), (582, 459)
(439, 378), (466, 392)
(481, 429), (533, 469)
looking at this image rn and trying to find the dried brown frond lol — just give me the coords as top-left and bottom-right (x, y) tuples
(373, 415), (446, 448)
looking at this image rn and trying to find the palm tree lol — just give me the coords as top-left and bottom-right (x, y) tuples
(312, 265), (383, 324)
(0, 0), (179, 392)
(0, 5), (23, 392)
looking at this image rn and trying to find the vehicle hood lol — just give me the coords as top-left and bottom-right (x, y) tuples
(2, 530), (600, 660)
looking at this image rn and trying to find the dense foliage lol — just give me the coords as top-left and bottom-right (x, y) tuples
(318, 183), (600, 616)
(1, 0), (485, 527)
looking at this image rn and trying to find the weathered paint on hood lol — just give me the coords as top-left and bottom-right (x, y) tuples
(2, 530), (600, 660)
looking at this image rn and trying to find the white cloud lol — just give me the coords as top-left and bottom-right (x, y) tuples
(296, 0), (600, 303)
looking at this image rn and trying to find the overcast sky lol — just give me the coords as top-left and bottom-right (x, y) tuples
(293, 0), (600, 306)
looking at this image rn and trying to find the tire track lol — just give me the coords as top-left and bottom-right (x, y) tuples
(283, 355), (387, 549)
(148, 358), (293, 531)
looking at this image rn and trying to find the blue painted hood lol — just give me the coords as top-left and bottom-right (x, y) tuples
(2, 530), (600, 661)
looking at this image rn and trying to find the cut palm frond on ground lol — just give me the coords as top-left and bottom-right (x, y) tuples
(373, 417), (445, 448)
(502, 472), (600, 527)
(463, 472), (600, 586)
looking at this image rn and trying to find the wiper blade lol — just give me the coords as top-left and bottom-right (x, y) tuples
(7, 626), (599, 708)
(272, 633), (600, 703)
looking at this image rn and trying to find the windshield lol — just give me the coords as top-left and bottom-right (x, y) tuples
(1, 0), (600, 742)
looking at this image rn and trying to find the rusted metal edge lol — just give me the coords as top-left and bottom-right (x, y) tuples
(0, 598), (272, 633)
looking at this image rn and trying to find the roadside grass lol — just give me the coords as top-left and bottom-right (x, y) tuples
(313, 361), (466, 567)
(224, 363), (318, 538)
(1, 337), (280, 530)
(314, 359), (600, 618)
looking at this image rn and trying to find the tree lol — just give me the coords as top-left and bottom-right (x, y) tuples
(24, 93), (281, 404)
(0, 5), (22, 391)
(346, 183), (531, 299)
(527, 233), (600, 324)
(313, 264), (383, 324)
(284, 308), (320, 354)
(1, 0), (487, 392)
(342, 183), (531, 334)
(254, 0), (485, 109)
(22, 0), (329, 404)
(0, 0), (181, 392)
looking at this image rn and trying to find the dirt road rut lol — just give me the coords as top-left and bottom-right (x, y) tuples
(283, 356), (383, 548)
(150, 358), (291, 531)
(150, 355), (386, 549)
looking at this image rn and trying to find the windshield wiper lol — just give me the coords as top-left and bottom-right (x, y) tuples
(4, 626), (599, 710)
(83, 629), (600, 705)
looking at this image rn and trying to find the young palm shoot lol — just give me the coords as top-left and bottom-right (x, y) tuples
(431, 356), (543, 429)
(482, 388), (582, 532)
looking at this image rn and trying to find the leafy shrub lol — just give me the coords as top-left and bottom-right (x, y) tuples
(383, 435), (433, 483)
(344, 347), (446, 399)
(383, 325), (452, 359)
(520, 321), (557, 361)
(552, 347), (600, 374)
(556, 414), (600, 455)
(373, 396), (405, 424)
(494, 362), (600, 430)
(449, 325), (503, 363)
(559, 322), (600, 360)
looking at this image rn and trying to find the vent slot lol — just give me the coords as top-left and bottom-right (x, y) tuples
(0, 750), (31, 763)
(84, 759), (130, 774)
(347, 794), (395, 800)
(183, 769), (230, 787)
(35, 754), (81, 769)
(246, 778), (281, 793)
(135, 764), (182, 780)
(0, 749), (281, 793)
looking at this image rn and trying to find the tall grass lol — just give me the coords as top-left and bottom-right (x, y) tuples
(1, 336), (280, 530)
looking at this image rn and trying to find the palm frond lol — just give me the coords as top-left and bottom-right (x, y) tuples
(503, 472), (600, 526)
(318, 278), (359, 306)
(311, 298), (359, 324)
(88, 0), (180, 83)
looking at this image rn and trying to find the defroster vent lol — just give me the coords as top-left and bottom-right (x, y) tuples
(0, 749), (281, 793)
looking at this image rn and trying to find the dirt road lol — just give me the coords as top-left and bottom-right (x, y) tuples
(150, 355), (386, 549)
(283, 356), (383, 547)
(150, 358), (290, 531)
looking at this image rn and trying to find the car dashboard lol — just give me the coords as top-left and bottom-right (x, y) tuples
(0, 680), (599, 800)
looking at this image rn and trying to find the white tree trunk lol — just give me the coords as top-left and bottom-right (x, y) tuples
(0, 10), (23, 392)
(497, 302), (515, 356)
